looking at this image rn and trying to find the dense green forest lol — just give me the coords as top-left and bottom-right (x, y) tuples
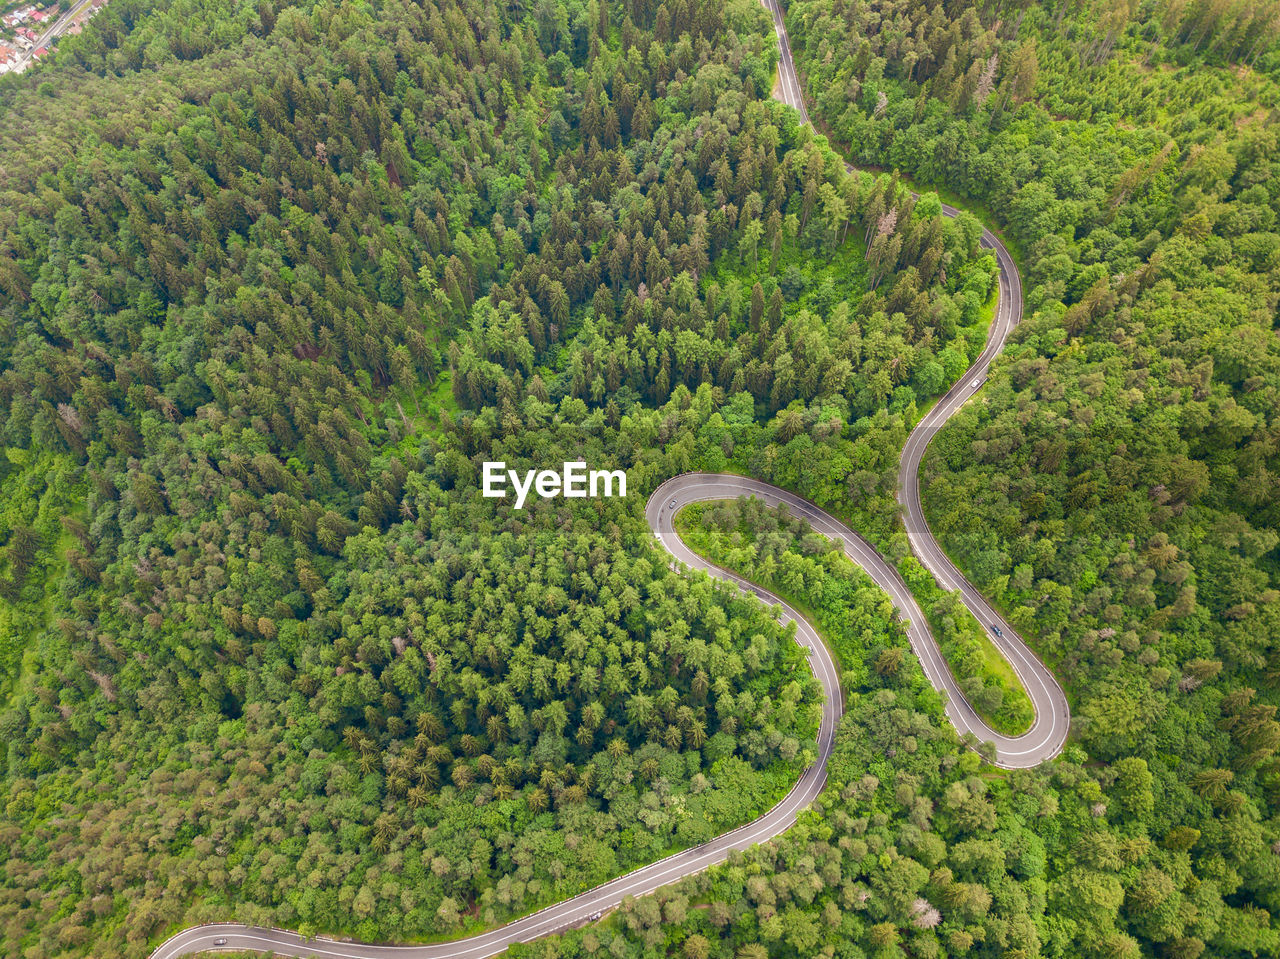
(0, 0), (1003, 953)
(786, 0), (1280, 930)
(1, 0), (1279, 956)
(677, 493), (1035, 736)
(526, 497), (1162, 958)
(510, 1), (1280, 958)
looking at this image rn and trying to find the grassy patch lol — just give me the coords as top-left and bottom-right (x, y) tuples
(0, 449), (84, 698)
(898, 556), (1035, 736)
(381, 371), (460, 456)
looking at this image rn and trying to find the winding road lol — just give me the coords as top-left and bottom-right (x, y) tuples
(758, 0), (1068, 760)
(148, 4), (1067, 956)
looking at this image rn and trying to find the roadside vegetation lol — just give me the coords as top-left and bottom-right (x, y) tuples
(0, 0), (997, 953)
(537, 0), (1280, 955)
(675, 498), (907, 693)
(1, 0), (1276, 956)
(678, 496), (1036, 736)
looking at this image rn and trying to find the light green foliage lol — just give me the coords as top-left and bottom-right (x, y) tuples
(778, 0), (1280, 955)
(2, 0), (1278, 957)
(525, 494), (1203, 959)
(0, 0), (987, 951)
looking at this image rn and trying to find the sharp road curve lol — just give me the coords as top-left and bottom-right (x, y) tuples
(150, 5), (1067, 956)
(760, 0), (1068, 761)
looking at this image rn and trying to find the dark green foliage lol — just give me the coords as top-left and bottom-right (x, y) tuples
(2, 0), (1276, 956)
(0, 0), (984, 952)
(767, 0), (1280, 954)
(0, 0), (844, 951)
(513, 502), (1163, 959)
(524, 482), (1280, 958)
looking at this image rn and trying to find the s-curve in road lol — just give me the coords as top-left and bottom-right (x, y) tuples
(896, 215), (1070, 767)
(149, 496), (843, 959)
(654, 475), (1067, 767)
(758, 0), (1069, 764)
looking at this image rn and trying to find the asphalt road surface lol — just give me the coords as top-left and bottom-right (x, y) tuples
(763, 0), (1069, 763)
(9, 0), (95, 71)
(653, 476), (1068, 766)
(761, 0), (810, 123)
(149, 4), (1066, 955)
(897, 214), (1071, 766)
